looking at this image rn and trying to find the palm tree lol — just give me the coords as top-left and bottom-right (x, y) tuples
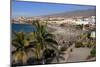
(31, 20), (65, 64)
(11, 31), (32, 65)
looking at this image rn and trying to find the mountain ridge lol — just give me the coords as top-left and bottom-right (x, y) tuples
(42, 9), (96, 18)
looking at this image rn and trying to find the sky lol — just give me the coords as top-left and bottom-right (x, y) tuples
(12, 0), (96, 17)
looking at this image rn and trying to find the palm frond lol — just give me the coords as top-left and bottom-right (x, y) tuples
(45, 38), (58, 45)
(44, 33), (54, 39)
(58, 55), (65, 60)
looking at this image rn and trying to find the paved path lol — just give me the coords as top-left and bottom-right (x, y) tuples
(67, 47), (92, 62)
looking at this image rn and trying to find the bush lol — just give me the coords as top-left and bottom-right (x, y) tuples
(86, 41), (95, 48)
(75, 42), (83, 48)
(75, 24), (83, 30)
(82, 42), (88, 47)
(60, 46), (68, 51)
(60, 23), (65, 27)
(87, 44), (92, 48)
(90, 48), (96, 57)
(86, 48), (96, 60)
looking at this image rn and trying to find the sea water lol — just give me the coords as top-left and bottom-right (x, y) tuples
(11, 24), (36, 33)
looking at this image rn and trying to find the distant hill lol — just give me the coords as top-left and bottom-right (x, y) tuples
(43, 9), (96, 18)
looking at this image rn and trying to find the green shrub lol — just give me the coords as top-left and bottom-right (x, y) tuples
(90, 41), (96, 47)
(75, 42), (83, 48)
(75, 24), (83, 30)
(90, 48), (96, 57)
(82, 42), (88, 47)
(87, 44), (92, 48)
(87, 41), (95, 48)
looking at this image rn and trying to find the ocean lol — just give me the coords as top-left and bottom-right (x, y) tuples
(11, 24), (36, 33)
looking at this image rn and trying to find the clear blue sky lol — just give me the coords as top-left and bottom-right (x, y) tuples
(12, 0), (96, 17)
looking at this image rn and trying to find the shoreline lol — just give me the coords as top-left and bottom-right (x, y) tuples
(11, 23), (32, 25)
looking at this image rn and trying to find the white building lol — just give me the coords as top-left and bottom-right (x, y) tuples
(75, 20), (89, 25)
(73, 16), (96, 25)
(90, 31), (96, 38)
